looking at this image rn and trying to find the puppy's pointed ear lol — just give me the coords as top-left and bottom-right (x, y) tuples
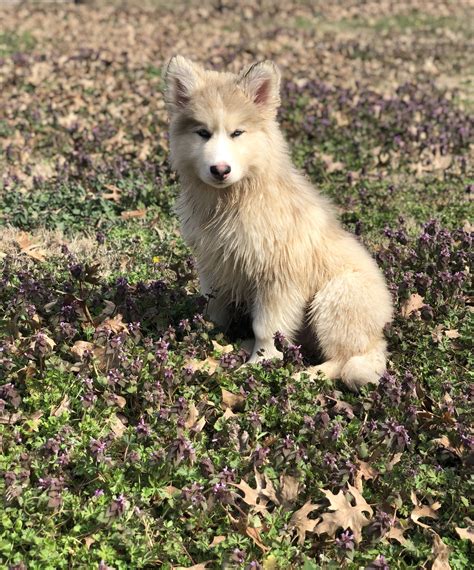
(238, 60), (281, 115)
(163, 55), (203, 113)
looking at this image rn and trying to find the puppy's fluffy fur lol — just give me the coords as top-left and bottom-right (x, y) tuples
(164, 56), (393, 389)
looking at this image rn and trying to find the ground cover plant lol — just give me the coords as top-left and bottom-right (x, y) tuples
(0, 1), (473, 568)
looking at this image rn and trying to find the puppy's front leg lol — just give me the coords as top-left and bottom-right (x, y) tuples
(199, 271), (230, 329)
(248, 289), (305, 363)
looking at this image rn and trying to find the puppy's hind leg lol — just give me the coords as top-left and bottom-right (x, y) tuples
(309, 271), (392, 390)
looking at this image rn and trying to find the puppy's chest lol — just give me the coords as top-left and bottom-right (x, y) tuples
(187, 207), (277, 282)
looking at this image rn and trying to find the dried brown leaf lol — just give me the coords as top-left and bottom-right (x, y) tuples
(288, 501), (321, 544)
(113, 395), (127, 409)
(279, 475), (300, 509)
(109, 413), (126, 438)
(387, 452), (403, 471)
(51, 395), (70, 417)
(385, 521), (411, 545)
(410, 491), (441, 528)
(245, 524), (269, 552)
(221, 388), (245, 412)
(354, 460), (378, 492)
(184, 402), (206, 432)
(444, 329), (460, 339)
(455, 526), (474, 543)
(431, 435), (461, 456)
(102, 184), (122, 202)
(431, 532), (451, 570)
(185, 402), (199, 429)
(253, 471), (277, 503)
(211, 340), (234, 354)
(314, 485), (373, 543)
(209, 535), (226, 547)
(173, 560), (212, 570)
(401, 293), (424, 318)
(15, 232), (48, 262)
(0, 412), (23, 425)
(94, 300), (117, 323)
(230, 478), (269, 514)
(71, 340), (106, 369)
(163, 485), (181, 497)
(84, 536), (95, 550)
(121, 208), (147, 219)
(96, 313), (128, 335)
(186, 356), (220, 375)
(431, 324), (445, 343)
(222, 407), (236, 420)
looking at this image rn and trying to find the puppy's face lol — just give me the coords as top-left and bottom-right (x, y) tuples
(164, 57), (281, 188)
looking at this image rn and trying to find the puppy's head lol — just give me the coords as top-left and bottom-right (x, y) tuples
(163, 56), (281, 188)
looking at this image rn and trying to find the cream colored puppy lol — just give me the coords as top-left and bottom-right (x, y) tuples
(163, 56), (393, 390)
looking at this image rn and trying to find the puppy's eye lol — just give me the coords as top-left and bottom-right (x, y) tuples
(231, 129), (245, 138)
(196, 128), (212, 140)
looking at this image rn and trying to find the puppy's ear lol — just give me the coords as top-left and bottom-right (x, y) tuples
(238, 60), (281, 115)
(163, 55), (203, 113)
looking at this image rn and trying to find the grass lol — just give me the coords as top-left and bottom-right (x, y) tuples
(0, 2), (473, 569)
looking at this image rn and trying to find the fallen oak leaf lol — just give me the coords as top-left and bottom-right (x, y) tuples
(51, 395), (70, 417)
(387, 452), (403, 471)
(354, 460), (378, 492)
(245, 521), (270, 552)
(112, 394), (127, 409)
(84, 536), (95, 550)
(109, 413), (127, 438)
(15, 231), (48, 262)
(95, 313), (128, 335)
(384, 520), (411, 545)
(184, 402), (206, 432)
(209, 535), (226, 547)
(221, 388), (245, 412)
(279, 474), (301, 509)
(431, 531), (451, 570)
(455, 526), (474, 543)
(185, 356), (220, 375)
(121, 208), (147, 219)
(211, 340), (234, 354)
(431, 324), (445, 343)
(93, 300), (117, 323)
(230, 478), (269, 514)
(410, 491), (441, 528)
(288, 500), (321, 545)
(222, 407), (237, 420)
(102, 184), (122, 202)
(401, 293), (424, 318)
(163, 485), (181, 498)
(0, 412), (23, 425)
(70, 340), (106, 370)
(444, 329), (460, 339)
(253, 470), (281, 507)
(313, 484), (373, 544)
(185, 402), (198, 429)
(173, 560), (212, 570)
(430, 435), (462, 457)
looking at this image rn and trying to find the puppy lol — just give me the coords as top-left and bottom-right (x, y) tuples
(163, 56), (393, 390)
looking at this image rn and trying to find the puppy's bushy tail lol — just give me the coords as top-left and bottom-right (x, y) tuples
(340, 341), (387, 391)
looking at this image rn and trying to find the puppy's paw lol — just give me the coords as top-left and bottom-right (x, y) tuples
(248, 346), (283, 363)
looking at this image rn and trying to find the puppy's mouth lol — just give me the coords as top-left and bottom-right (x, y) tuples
(203, 176), (235, 189)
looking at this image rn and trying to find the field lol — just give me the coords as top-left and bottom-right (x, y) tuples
(0, 1), (473, 568)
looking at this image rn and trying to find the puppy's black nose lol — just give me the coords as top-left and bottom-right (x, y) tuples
(210, 163), (231, 180)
